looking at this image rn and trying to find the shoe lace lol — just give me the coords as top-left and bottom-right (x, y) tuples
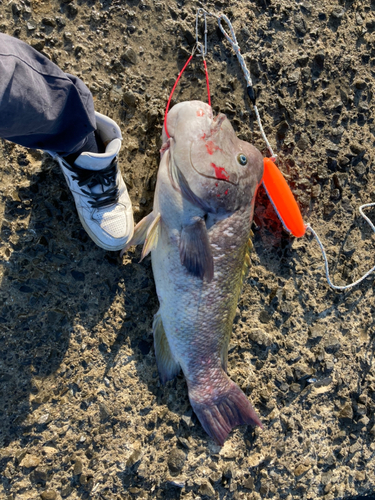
(65, 158), (120, 209)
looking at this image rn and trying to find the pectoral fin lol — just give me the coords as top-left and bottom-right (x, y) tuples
(140, 213), (161, 261)
(120, 212), (156, 256)
(153, 312), (180, 384)
(179, 218), (214, 281)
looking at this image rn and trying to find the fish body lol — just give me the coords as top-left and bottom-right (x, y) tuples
(127, 101), (264, 444)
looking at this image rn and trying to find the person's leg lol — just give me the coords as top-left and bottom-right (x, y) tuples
(0, 34), (134, 250)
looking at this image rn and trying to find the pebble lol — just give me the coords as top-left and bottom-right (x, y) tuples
(288, 69), (301, 84)
(290, 382), (301, 393)
(294, 460), (311, 476)
(126, 449), (143, 467)
(296, 135), (309, 151)
(167, 476), (187, 488)
(209, 470), (222, 484)
(325, 360), (335, 372)
(338, 402), (353, 419)
(331, 7), (345, 19)
(42, 17), (56, 26)
(178, 437), (191, 449)
(99, 402), (111, 420)
(249, 328), (272, 347)
(258, 310), (272, 324)
(40, 491), (57, 500)
(32, 467), (48, 484)
(308, 324), (324, 339)
(198, 480), (216, 498)
(294, 363), (314, 380)
(167, 448), (186, 473)
(38, 413), (51, 425)
(123, 90), (137, 107)
(20, 454), (41, 468)
(73, 458), (83, 475)
(181, 413), (193, 427)
(219, 441), (238, 459)
(243, 476), (254, 489)
(324, 335), (341, 354)
(122, 47), (137, 64)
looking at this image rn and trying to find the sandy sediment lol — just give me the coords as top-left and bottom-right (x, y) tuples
(1, 1), (375, 499)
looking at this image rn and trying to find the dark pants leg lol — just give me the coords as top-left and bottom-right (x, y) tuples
(0, 33), (96, 155)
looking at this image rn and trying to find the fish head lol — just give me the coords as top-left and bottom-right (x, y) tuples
(170, 104), (264, 213)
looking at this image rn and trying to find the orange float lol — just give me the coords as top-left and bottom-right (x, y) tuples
(262, 158), (306, 238)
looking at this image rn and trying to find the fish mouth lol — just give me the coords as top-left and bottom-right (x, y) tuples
(189, 142), (238, 186)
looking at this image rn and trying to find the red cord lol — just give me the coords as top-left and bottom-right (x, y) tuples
(164, 55), (212, 139)
(164, 55), (193, 139)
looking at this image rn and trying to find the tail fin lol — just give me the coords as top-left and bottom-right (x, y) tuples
(189, 378), (262, 446)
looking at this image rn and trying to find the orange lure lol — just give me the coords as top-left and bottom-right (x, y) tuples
(262, 158), (306, 238)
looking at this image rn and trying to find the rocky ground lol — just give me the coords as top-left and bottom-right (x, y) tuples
(1, 0), (375, 499)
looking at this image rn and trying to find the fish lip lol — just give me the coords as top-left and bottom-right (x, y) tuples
(189, 142), (238, 186)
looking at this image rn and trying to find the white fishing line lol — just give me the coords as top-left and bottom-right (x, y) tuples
(305, 204), (375, 291)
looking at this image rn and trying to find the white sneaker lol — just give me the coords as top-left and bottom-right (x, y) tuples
(48, 112), (134, 251)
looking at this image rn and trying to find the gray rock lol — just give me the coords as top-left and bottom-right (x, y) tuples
(27, 21), (37, 30)
(331, 7), (345, 19)
(209, 470), (222, 484)
(309, 324), (324, 339)
(73, 459), (83, 475)
(243, 476), (254, 489)
(294, 363), (314, 380)
(123, 90), (137, 107)
(167, 448), (186, 473)
(288, 69), (301, 84)
(294, 15), (307, 35)
(99, 403), (111, 421)
(126, 449), (142, 467)
(42, 17), (56, 27)
(324, 335), (341, 354)
(249, 328), (272, 347)
(40, 491), (57, 500)
(122, 47), (137, 65)
(31, 467), (48, 484)
(296, 135), (309, 151)
(31, 39), (46, 52)
(259, 310), (271, 324)
(199, 480), (216, 498)
(338, 402), (353, 419)
(20, 454), (41, 468)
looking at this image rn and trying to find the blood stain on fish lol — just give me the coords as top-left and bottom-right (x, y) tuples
(211, 162), (230, 181)
(196, 109), (205, 117)
(205, 140), (221, 155)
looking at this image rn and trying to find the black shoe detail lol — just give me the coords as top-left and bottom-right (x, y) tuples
(64, 158), (120, 209)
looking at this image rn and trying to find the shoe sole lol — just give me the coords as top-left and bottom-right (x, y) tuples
(77, 211), (134, 251)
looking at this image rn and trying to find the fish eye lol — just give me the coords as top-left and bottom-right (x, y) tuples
(237, 153), (247, 166)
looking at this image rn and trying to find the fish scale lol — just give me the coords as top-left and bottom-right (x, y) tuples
(125, 101), (264, 444)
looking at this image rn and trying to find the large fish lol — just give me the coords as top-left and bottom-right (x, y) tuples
(126, 100), (264, 444)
